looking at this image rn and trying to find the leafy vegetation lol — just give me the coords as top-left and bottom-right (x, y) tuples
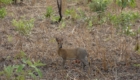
(0, 0), (12, 18)
(12, 18), (35, 35)
(0, 51), (45, 80)
(50, 15), (60, 22)
(58, 21), (66, 29)
(0, 0), (12, 4)
(0, 8), (6, 18)
(88, 0), (111, 25)
(65, 8), (80, 20)
(108, 11), (140, 35)
(7, 35), (13, 42)
(116, 0), (136, 10)
(89, 0), (111, 13)
(45, 6), (53, 18)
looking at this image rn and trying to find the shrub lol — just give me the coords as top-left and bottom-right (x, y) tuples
(109, 12), (140, 26)
(0, 51), (45, 80)
(50, 15), (60, 22)
(108, 11), (140, 35)
(0, 0), (12, 4)
(0, 8), (6, 18)
(12, 18), (35, 35)
(116, 0), (136, 9)
(45, 6), (53, 18)
(89, 0), (111, 13)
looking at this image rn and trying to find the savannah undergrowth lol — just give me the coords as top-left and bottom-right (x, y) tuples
(0, 8), (6, 18)
(0, 51), (45, 80)
(12, 18), (34, 35)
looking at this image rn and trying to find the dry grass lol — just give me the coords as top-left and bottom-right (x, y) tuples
(0, 0), (140, 80)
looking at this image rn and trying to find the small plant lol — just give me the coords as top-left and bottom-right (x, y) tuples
(134, 64), (140, 67)
(0, 51), (45, 80)
(50, 15), (60, 22)
(15, 51), (27, 59)
(0, 0), (12, 4)
(123, 26), (135, 36)
(65, 9), (72, 16)
(108, 11), (140, 35)
(77, 8), (86, 20)
(86, 15), (106, 28)
(89, 0), (111, 13)
(89, 0), (111, 25)
(22, 58), (45, 79)
(116, 0), (136, 10)
(88, 19), (93, 28)
(45, 6), (53, 18)
(58, 21), (66, 29)
(0, 8), (6, 18)
(70, 9), (79, 20)
(12, 18), (34, 35)
(65, 8), (80, 20)
(3, 65), (15, 79)
(74, 8), (87, 21)
(7, 35), (13, 42)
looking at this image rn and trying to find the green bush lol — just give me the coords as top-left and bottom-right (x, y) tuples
(108, 11), (140, 35)
(12, 18), (35, 35)
(50, 15), (60, 22)
(116, 0), (136, 9)
(45, 6), (53, 18)
(108, 12), (140, 26)
(0, 51), (45, 80)
(65, 8), (80, 20)
(0, 8), (6, 18)
(89, 0), (111, 13)
(0, 0), (12, 4)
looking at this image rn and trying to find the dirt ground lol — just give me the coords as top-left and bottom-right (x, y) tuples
(0, 0), (140, 80)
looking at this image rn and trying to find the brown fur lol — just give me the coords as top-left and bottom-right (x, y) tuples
(56, 37), (90, 70)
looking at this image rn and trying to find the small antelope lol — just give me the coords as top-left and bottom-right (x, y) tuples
(56, 37), (90, 70)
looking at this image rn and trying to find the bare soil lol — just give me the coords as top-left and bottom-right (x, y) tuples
(0, 0), (140, 80)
